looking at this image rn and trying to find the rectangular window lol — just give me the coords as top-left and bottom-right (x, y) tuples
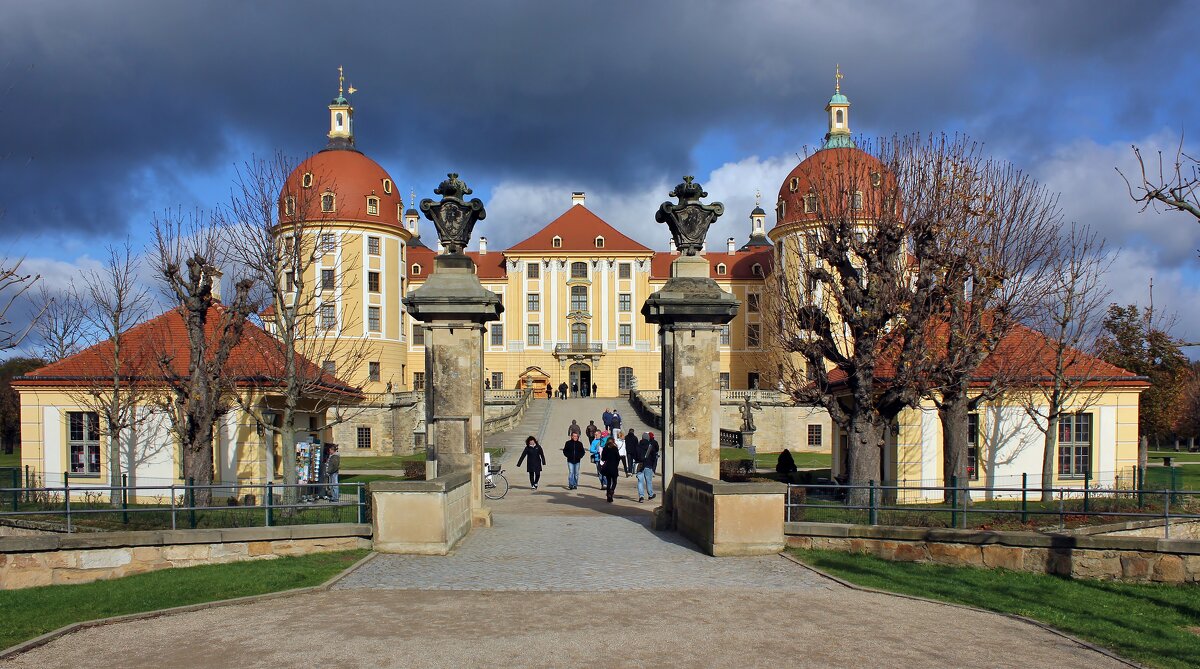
(747, 293), (761, 313)
(571, 262), (588, 279)
(491, 372), (504, 389)
(368, 306), (381, 333)
(319, 304), (336, 330)
(367, 198), (379, 216)
(367, 236), (380, 255)
(804, 194), (818, 213)
(747, 324), (761, 349)
(319, 233), (336, 253)
(570, 286), (588, 312)
(356, 427), (372, 449)
(368, 271), (380, 292)
(68, 411), (101, 476)
(719, 372), (730, 390)
(618, 263), (632, 279)
(527, 324), (540, 347)
(619, 324), (632, 346)
(412, 371), (425, 391)
(720, 325), (731, 346)
(527, 293), (540, 312)
(851, 191), (863, 210)
(619, 293), (631, 312)
(967, 413), (980, 480)
(321, 269), (335, 292)
(322, 360), (336, 375)
(412, 324), (425, 346)
(807, 425), (822, 448)
(285, 271), (295, 292)
(490, 324), (504, 347)
(527, 262), (540, 279)
(368, 361), (380, 382)
(1058, 413), (1092, 479)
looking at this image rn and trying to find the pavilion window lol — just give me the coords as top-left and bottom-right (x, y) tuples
(68, 411), (101, 476)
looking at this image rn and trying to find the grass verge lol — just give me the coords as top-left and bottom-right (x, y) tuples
(0, 447), (20, 469)
(792, 547), (1200, 669)
(1149, 450), (1200, 463)
(719, 447), (831, 469)
(0, 549), (368, 651)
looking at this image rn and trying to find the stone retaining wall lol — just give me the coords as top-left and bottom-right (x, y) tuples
(0, 524), (372, 590)
(786, 522), (1200, 583)
(674, 473), (786, 556)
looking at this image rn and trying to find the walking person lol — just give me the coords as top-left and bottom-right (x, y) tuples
(592, 382), (598, 398)
(585, 420), (598, 443)
(637, 432), (659, 502)
(327, 444), (341, 502)
(600, 435), (622, 502)
(602, 407), (613, 432)
(563, 432), (585, 490)
(590, 431), (607, 489)
(572, 381), (578, 398)
(611, 409), (622, 432)
(623, 428), (638, 477)
(516, 436), (547, 491)
(559, 382), (568, 400)
(568, 419), (581, 439)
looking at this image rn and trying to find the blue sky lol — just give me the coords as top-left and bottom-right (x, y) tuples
(3, 1), (1200, 343)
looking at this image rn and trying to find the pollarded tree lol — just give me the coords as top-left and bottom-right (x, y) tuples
(1120, 138), (1199, 222)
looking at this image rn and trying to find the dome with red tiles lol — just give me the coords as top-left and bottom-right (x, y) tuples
(280, 149), (404, 227)
(774, 147), (892, 228)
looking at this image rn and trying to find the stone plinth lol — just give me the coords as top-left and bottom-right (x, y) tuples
(643, 255), (739, 528)
(403, 253), (501, 523)
(673, 473), (786, 556)
(370, 473), (473, 555)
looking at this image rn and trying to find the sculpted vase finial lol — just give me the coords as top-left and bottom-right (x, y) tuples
(655, 176), (724, 256)
(420, 173), (486, 255)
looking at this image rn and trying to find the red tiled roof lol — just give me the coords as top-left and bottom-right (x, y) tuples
(282, 150), (404, 228)
(507, 205), (652, 253)
(405, 247), (507, 281)
(775, 147), (893, 229)
(14, 306), (361, 398)
(650, 250), (773, 280)
(823, 323), (1148, 391)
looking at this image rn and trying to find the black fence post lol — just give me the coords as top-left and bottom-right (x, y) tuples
(1084, 468), (1090, 515)
(868, 480), (877, 526)
(187, 477), (197, 529)
(1021, 472), (1028, 524)
(266, 481), (274, 527)
(950, 475), (958, 528)
(121, 473), (129, 524)
(10, 467), (17, 512)
(1137, 465), (1145, 508)
(357, 484), (367, 524)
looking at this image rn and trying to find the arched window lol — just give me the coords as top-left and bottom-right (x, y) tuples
(382, 179), (393, 194)
(570, 285), (588, 312)
(301, 172), (314, 188)
(321, 192), (335, 213)
(336, 112), (344, 129)
(552, 236), (562, 248)
(595, 236), (605, 248)
(716, 263), (727, 275)
(284, 196), (296, 217)
(618, 367), (635, 391)
(411, 263), (422, 275)
(570, 261), (587, 279)
(752, 263), (764, 277)
(789, 177), (800, 193)
(366, 196), (380, 216)
(571, 322), (588, 345)
(836, 109), (844, 126)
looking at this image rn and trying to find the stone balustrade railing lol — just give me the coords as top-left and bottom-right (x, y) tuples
(635, 389), (790, 406)
(483, 389), (534, 435)
(631, 390), (749, 449)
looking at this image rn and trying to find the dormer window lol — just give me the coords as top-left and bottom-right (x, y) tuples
(284, 196), (296, 217)
(552, 236), (562, 249)
(871, 171), (882, 188)
(716, 263), (727, 276)
(382, 179), (393, 194)
(321, 192), (336, 213)
(752, 263), (764, 277)
(411, 263), (422, 275)
(789, 177), (800, 193)
(595, 236), (605, 249)
(851, 191), (863, 210)
(804, 193), (818, 214)
(302, 172), (314, 188)
(367, 196), (380, 216)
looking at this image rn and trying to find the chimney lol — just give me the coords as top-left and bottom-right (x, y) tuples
(668, 237), (677, 255)
(479, 236), (488, 255)
(204, 265), (223, 302)
(571, 191), (586, 207)
(727, 237), (736, 254)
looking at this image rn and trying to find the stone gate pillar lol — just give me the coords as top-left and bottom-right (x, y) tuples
(642, 177), (739, 528)
(403, 174), (502, 527)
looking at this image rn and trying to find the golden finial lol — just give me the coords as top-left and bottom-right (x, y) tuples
(754, 188), (761, 206)
(338, 65), (344, 97)
(835, 64), (843, 93)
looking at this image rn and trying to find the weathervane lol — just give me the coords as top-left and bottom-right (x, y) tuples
(835, 64), (843, 93)
(337, 65), (357, 97)
(754, 188), (761, 207)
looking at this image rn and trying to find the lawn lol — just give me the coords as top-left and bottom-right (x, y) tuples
(0, 446), (20, 469)
(1149, 450), (1200, 463)
(0, 549), (368, 650)
(720, 447), (830, 469)
(793, 548), (1200, 669)
(1146, 466), (1200, 491)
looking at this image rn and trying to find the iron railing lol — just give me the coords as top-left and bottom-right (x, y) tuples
(0, 477), (367, 533)
(553, 343), (604, 355)
(784, 467), (1199, 538)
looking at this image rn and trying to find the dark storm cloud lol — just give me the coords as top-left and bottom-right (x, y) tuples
(0, 0), (1193, 241)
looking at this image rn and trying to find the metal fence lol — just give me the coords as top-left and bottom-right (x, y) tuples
(0, 477), (368, 533)
(785, 468), (1200, 539)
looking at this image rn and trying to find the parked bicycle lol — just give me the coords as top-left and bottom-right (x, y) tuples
(484, 464), (509, 500)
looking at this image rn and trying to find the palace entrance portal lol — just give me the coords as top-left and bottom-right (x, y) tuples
(569, 362), (591, 397)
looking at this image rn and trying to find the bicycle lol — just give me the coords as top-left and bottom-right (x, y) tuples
(483, 464), (509, 500)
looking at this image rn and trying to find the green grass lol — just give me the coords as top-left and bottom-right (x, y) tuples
(719, 447), (830, 469)
(792, 548), (1200, 669)
(0, 549), (368, 650)
(1146, 466), (1200, 491)
(339, 474), (407, 492)
(0, 446), (20, 469)
(1149, 450), (1200, 463)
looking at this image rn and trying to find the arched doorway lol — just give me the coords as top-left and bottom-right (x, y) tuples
(569, 362), (591, 397)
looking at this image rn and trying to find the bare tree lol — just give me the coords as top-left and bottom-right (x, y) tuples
(1120, 137), (1200, 222)
(221, 153), (369, 499)
(1020, 223), (1115, 501)
(151, 211), (255, 505)
(0, 258), (42, 351)
(63, 243), (156, 500)
(32, 284), (89, 363)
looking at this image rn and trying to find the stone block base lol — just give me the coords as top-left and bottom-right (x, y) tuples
(673, 474), (786, 556)
(370, 472), (473, 555)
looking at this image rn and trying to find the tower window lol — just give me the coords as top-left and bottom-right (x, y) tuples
(716, 263), (727, 276)
(302, 172), (314, 188)
(368, 361), (381, 382)
(382, 179), (393, 194)
(789, 177), (800, 193)
(284, 196), (296, 217)
(367, 196), (380, 216)
(851, 191), (863, 210)
(321, 192), (336, 213)
(804, 193), (818, 213)
(336, 112), (344, 129)
(595, 236), (605, 248)
(368, 306), (381, 333)
(368, 271), (380, 292)
(368, 236), (380, 255)
(552, 236), (562, 248)
(835, 109), (844, 126)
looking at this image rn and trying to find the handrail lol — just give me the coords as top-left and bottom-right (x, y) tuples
(553, 343), (604, 354)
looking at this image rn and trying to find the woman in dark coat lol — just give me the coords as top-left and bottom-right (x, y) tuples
(600, 436), (622, 502)
(516, 435), (547, 491)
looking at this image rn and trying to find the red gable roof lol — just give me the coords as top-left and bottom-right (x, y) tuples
(14, 306), (360, 398)
(650, 250), (773, 280)
(507, 205), (652, 253)
(406, 246), (507, 281)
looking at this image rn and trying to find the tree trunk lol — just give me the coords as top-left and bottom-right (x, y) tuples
(846, 412), (886, 506)
(108, 425), (123, 506)
(1138, 434), (1149, 471)
(280, 411), (298, 505)
(184, 417), (215, 507)
(939, 395), (971, 505)
(1041, 415), (1058, 503)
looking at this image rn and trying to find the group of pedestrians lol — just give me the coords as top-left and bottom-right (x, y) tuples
(550, 381), (600, 399)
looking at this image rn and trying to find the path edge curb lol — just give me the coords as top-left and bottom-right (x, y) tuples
(0, 550), (379, 661)
(778, 551), (1146, 669)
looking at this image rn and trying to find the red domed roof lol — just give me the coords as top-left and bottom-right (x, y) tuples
(281, 149), (404, 227)
(774, 147), (892, 228)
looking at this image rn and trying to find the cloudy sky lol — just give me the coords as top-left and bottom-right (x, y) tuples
(3, 1), (1200, 342)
